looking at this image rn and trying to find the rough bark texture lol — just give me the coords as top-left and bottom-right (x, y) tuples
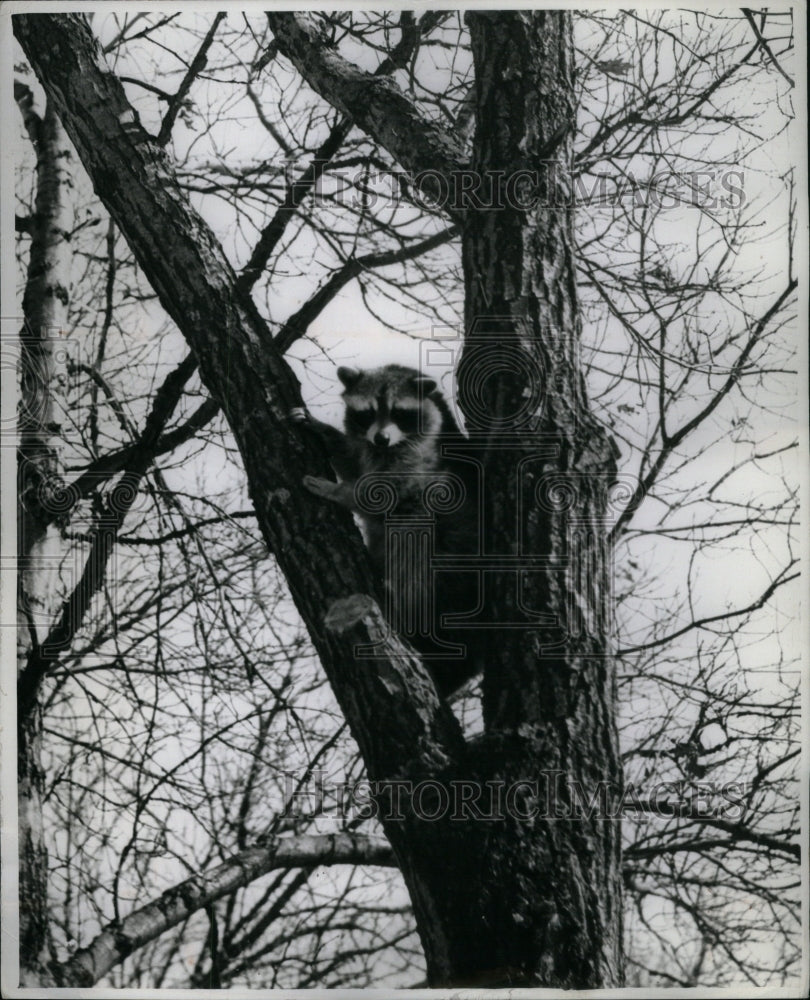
(13, 11), (466, 987)
(14, 12), (624, 989)
(15, 94), (73, 986)
(13, 12), (463, 750)
(270, 11), (625, 987)
(264, 13), (466, 184)
(453, 13), (623, 984)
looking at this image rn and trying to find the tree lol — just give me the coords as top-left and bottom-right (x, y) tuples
(6, 7), (799, 991)
(15, 80), (74, 987)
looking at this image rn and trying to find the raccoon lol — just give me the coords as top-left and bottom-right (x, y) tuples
(294, 364), (480, 697)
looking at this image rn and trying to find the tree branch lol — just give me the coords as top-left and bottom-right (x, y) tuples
(40, 353), (205, 526)
(611, 277), (798, 538)
(274, 225), (458, 352)
(15, 11), (465, 772)
(741, 8), (795, 88)
(240, 11), (451, 291)
(265, 13), (466, 194)
(576, 32), (764, 165)
(66, 396), (220, 511)
(157, 13), (226, 145)
(617, 563), (799, 657)
(17, 353), (202, 715)
(56, 833), (396, 987)
(115, 510), (255, 545)
(237, 115), (352, 290)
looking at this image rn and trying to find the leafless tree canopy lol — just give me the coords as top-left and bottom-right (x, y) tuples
(9, 7), (800, 991)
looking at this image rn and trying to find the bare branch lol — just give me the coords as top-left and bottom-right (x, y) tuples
(275, 225), (458, 352)
(65, 396), (220, 511)
(17, 353), (201, 713)
(240, 11), (451, 290)
(238, 115), (352, 290)
(157, 13), (226, 145)
(617, 562), (799, 656)
(265, 13), (466, 194)
(57, 833), (396, 987)
(741, 8), (795, 88)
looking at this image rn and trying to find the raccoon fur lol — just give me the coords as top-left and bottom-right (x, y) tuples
(295, 364), (480, 697)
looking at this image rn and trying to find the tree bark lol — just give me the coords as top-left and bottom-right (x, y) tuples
(264, 13), (466, 185)
(14, 12), (624, 988)
(458, 13), (623, 982)
(15, 91), (73, 985)
(13, 12), (464, 753)
(13, 9), (465, 981)
(271, 10), (625, 987)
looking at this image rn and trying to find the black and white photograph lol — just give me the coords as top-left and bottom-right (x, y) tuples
(1, 3), (806, 995)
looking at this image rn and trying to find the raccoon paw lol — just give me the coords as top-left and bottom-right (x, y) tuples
(303, 474), (339, 500)
(288, 406), (310, 424)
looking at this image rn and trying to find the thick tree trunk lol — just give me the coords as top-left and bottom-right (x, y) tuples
(270, 11), (624, 986)
(15, 12), (624, 988)
(16, 94), (73, 985)
(420, 13), (625, 984)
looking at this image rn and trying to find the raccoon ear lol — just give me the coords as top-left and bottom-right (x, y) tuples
(412, 376), (437, 395)
(337, 366), (362, 388)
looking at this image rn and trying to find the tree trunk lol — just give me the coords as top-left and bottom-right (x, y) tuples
(270, 11), (625, 987)
(16, 94), (73, 984)
(14, 12), (624, 988)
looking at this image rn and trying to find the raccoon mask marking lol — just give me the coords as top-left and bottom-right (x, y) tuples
(338, 365), (446, 471)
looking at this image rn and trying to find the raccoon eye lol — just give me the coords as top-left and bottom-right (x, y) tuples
(391, 407), (420, 434)
(347, 407), (376, 432)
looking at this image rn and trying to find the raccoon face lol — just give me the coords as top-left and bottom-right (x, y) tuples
(338, 366), (441, 451)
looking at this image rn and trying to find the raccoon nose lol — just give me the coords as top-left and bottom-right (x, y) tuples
(374, 430), (390, 448)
